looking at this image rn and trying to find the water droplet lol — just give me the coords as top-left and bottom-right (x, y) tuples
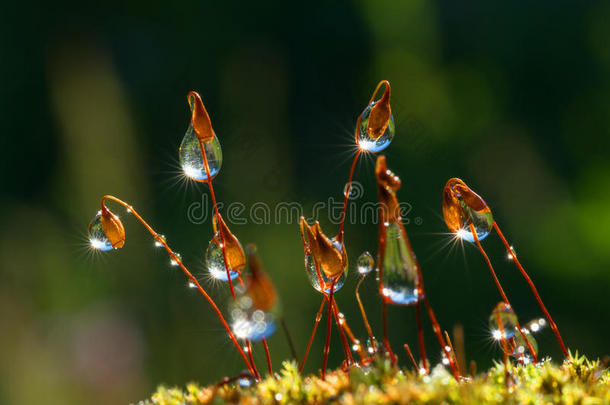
(154, 234), (166, 248)
(206, 237), (240, 281)
(507, 246), (516, 260)
(238, 378), (252, 387)
(455, 201), (493, 242)
(88, 211), (114, 251)
(170, 253), (182, 266)
(274, 393), (283, 401)
(229, 286), (278, 342)
(304, 253), (345, 294)
(357, 102), (395, 152)
(179, 124), (222, 181)
(379, 223), (420, 305)
(489, 302), (517, 339)
(511, 327), (538, 361)
(188, 281), (197, 289)
(357, 251), (375, 275)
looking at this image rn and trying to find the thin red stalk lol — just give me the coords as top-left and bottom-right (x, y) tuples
(380, 299), (397, 363)
(198, 139), (236, 298)
(422, 296), (460, 379)
(403, 343), (419, 371)
(469, 224), (539, 363)
(321, 278), (337, 379)
(415, 299), (428, 373)
(493, 222), (569, 359)
(246, 340), (261, 380)
(444, 330), (460, 375)
(330, 299), (356, 365)
(338, 150), (361, 237)
(262, 338), (273, 376)
(299, 298), (326, 373)
(101, 196), (254, 375)
(198, 140), (266, 376)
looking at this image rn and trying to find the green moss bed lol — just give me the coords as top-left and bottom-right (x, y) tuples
(141, 353), (608, 404)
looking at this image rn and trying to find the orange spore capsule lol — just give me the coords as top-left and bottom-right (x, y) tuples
(367, 82), (392, 140)
(300, 219), (347, 278)
(187, 91), (215, 142)
(213, 214), (246, 274)
(101, 206), (125, 248)
(245, 245), (277, 311)
(442, 178), (493, 242)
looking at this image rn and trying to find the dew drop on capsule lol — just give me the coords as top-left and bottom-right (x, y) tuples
(489, 303), (517, 339)
(206, 237), (240, 281)
(88, 211), (114, 251)
(357, 251), (374, 275)
(179, 124), (223, 181)
(380, 223), (420, 305)
(455, 200), (493, 243)
(304, 253), (345, 294)
(357, 102), (395, 153)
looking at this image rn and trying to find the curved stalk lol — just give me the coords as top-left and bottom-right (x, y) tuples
(100, 195), (254, 375)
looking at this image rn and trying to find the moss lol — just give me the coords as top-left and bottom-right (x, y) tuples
(141, 352), (609, 404)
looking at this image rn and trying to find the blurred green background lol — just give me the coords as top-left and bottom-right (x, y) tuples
(2, 0), (610, 403)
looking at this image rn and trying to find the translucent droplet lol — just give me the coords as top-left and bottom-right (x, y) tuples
(188, 281), (197, 289)
(455, 199), (493, 243)
(507, 246), (516, 260)
(511, 327), (538, 360)
(170, 253), (182, 266)
(206, 237), (240, 281)
(88, 211), (114, 251)
(179, 124), (222, 181)
(357, 102), (395, 152)
(489, 303), (517, 339)
(229, 294), (279, 341)
(304, 253), (345, 294)
(154, 234), (166, 248)
(357, 251), (375, 275)
(379, 223), (420, 305)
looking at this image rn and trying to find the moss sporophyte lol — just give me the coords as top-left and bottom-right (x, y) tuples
(85, 82), (607, 403)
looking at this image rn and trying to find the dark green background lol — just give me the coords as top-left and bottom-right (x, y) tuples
(2, 1), (609, 403)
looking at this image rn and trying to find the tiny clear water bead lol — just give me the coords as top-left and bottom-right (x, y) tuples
(357, 101), (395, 153)
(179, 125), (223, 181)
(357, 251), (375, 275)
(206, 237), (240, 281)
(88, 211), (114, 251)
(154, 234), (166, 247)
(170, 253), (182, 266)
